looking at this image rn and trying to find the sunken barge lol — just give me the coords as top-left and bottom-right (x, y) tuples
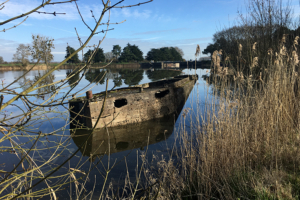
(69, 75), (198, 129)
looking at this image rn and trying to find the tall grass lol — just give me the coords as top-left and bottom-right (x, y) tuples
(135, 37), (300, 199)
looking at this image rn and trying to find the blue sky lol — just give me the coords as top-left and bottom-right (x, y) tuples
(0, 0), (298, 62)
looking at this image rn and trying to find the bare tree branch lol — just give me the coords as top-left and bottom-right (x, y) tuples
(0, 0), (76, 26)
(33, 11), (66, 16)
(47, 0), (78, 4)
(90, 10), (98, 24)
(75, 1), (92, 32)
(95, 28), (114, 35)
(99, 20), (126, 26)
(0, 16), (28, 32)
(110, 0), (153, 9)
(0, 0), (9, 7)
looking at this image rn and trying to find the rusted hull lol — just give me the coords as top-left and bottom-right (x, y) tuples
(69, 75), (197, 129)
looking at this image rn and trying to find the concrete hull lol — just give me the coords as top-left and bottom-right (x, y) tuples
(69, 75), (197, 129)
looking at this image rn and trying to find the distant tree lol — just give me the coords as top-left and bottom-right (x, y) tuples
(160, 47), (173, 61)
(174, 47), (184, 57)
(119, 47), (136, 62)
(146, 47), (183, 62)
(202, 43), (219, 58)
(169, 47), (183, 61)
(119, 43), (143, 62)
(146, 48), (161, 61)
(12, 44), (31, 66)
(0, 56), (4, 64)
(65, 46), (80, 63)
(30, 34), (54, 65)
(83, 48), (104, 63)
(83, 49), (93, 63)
(129, 44), (143, 61)
(104, 52), (114, 62)
(94, 48), (105, 63)
(112, 45), (121, 59)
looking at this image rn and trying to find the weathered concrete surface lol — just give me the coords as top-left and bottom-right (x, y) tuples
(71, 115), (176, 157)
(69, 75), (197, 129)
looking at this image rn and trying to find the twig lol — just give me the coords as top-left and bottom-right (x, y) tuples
(90, 10), (98, 24)
(99, 20), (126, 26)
(33, 11), (66, 16)
(0, 0), (9, 7)
(110, 0), (153, 9)
(0, 132), (41, 184)
(0, 16), (28, 33)
(75, 1), (92, 32)
(1, 0), (50, 25)
(47, 0), (77, 4)
(95, 28), (114, 35)
(0, 95), (3, 110)
(75, 27), (83, 46)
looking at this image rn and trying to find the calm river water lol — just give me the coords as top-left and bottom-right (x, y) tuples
(0, 67), (211, 199)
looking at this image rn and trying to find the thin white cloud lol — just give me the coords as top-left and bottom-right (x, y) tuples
(134, 28), (187, 35)
(133, 37), (161, 41)
(176, 42), (199, 46)
(113, 8), (152, 19)
(151, 13), (174, 23)
(42, 25), (77, 35)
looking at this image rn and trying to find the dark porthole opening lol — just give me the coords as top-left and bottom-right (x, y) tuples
(155, 89), (170, 98)
(114, 98), (128, 108)
(116, 142), (129, 150)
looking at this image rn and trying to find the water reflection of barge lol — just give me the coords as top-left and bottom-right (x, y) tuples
(69, 75), (197, 129)
(71, 115), (176, 157)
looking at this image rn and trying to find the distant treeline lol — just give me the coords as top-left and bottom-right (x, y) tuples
(65, 43), (185, 64)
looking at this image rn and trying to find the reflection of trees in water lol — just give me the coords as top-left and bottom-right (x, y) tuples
(105, 69), (122, 87)
(146, 69), (182, 81)
(118, 69), (143, 86)
(113, 76), (122, 87)
(18, 70), (56, 99)
(85, 69), (106, 85)
(66, 69), (80, 88)
(16, 71), (32, 91)
(33, 70), (56, 98)
(18, 76), (32, 91)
